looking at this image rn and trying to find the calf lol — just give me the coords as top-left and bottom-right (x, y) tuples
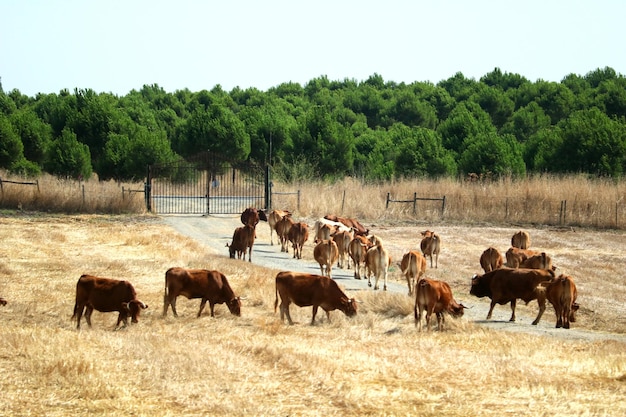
(400, 250), (427, 296)
(470, 267), (556, 324)
(227, 224), (255, 262)
(268, 209), (292, 245)
(480, 247), (503, 273)
(313, 239), (339, 278)
(72, 274), (148, 330)
(275, 215), (296, 253)
(163, 267), (241, 318)
(540, 274), (579, 329)
(288, 221), (309, 259)
(511, 230), (531, 249)
(274, 271), (357, 325)
(420, 230), (441, 268)
(414, 278), (465, 331)
(333, 229), (354, 269)
(365, 236), (390, 291)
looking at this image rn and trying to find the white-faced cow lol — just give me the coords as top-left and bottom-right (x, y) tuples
(511, 230), (531, 249)
(540, 274), (579, 329)
(268, 209), (292, 245)
(274, 271), (357, 325)
(420, 230), (441, 268)
(288, 221), (309, 259)
(400, 250), (427, 296)
(365, 236), (391, 291)
(227, 224), (255, 262)
(324, 214), (369, 236)
(470, 267), (556, 324)
(480, 247), (504, 273)
(414, 278), (466, 331)
(313, 239), (339, 278)
(72, 274), (148, 330)
(163, 267), (242, 318)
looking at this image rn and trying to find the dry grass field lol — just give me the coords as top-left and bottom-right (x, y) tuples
(1, 211), (625, 416)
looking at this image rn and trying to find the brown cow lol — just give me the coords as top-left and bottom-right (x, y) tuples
(333, 229), (354, 269)
(365, 236), (390, 291)
(240, 207), (267, 227)
(163, 267), (241, 318)
(274, 271), (357, 325)
(505, 247), (539, 268)
(480, 247), (504, 273)
(348, 235), (371, 280)
(226, 224), (255, 262)
(268, 209), (292, 245)
(400, 250), (427, 296)
(540, 274), (579, 329)
(313, 218), (351, 243)
(520, 252), (555, 271)
(275, 215), (296, 253)
(72, 274), (148, 330)
(324, 214), (369, 236)
(414, 278), (466, 331)
(470, 267), (556, 324)
(420, 230), (441, 268)
(313, 239), (339, 278)
(511, 230), (531, 249)
(288, 221), (309, 259)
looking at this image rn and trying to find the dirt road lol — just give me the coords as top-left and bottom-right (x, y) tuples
(161, 214), (626, 343)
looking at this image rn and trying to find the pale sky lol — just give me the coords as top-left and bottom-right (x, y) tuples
(1, 0), (624, 97)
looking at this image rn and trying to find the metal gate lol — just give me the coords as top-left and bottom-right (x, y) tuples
(146, 152), (269, 214)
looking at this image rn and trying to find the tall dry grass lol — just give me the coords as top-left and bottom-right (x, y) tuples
(0, 214), (625, 416)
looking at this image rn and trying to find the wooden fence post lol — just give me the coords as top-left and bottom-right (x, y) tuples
(441, 196), (446, 216)
(412, 192), (417, 215)
(386, 192), (390, 209)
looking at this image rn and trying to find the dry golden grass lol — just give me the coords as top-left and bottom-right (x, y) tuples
(1, 213), (625, 416)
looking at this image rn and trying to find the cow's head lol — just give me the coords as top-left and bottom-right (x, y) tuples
(226, 297), (242, 316)
(448, 302), (466, 318)
(123, 300), (149, 323)
(226, 242), (236, 259)
(343, 298), (358, 317)
(470, 274), (490, 298)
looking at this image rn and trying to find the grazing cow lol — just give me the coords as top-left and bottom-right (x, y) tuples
(365, 236), (391, 291)
(414, 278), (466, 331)
(72, 275), (148, 330)
(520, 252), (555, 271)
(274, 271), (357, 325)
(0, 297), (6, 306)
(420, 230), (441, 268)
(348, 235), (371, 280)
(470, 267), (556, 324)
(511, 230), (531, 249)
(505, 247), (539, 268)
(400, 250), (427, 296)
(480, 247), (504, 273)
(324, 214), (369, 236)
(333, 229), (354, 269)
(268, 209), (292, 245)
(540, 274), (579, 329)
(313, 239), (339, 278)
(226, 224), (255, 262)
(240, 207), (267, 228)
(288, 221), (309, 259)
(275, 215), (296, 253)
(163, 267), (241, 318)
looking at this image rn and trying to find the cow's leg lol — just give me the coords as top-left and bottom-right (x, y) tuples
(435, 253), (439, 269)
(209, 302), (216, 318)
(327, 265), (333, 279)
(437, 312), (445, 331)
(162, 295), (170, 317)
(531, 296), (546, 325)
(170, 297), (179, 317)
(197, 298), (208, 317)
(509, 299), (517, 322)
(74, 304), (85, 329)
(248, 244), (253, 263)
(486, 300), (497, 320)
(311, 305), (319, 325)
(406, 274), (413, 296)
(84, 306), (94, 328)
(425, 305), (434, 331)
(383, 270), (388, 291)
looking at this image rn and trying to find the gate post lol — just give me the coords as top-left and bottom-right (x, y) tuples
(145, 166), (153, 212)
(264, 165), (272, 211)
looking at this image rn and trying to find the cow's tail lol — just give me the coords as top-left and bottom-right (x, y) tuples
(71, 302), (79, 321)
(274, 282), (279, 314)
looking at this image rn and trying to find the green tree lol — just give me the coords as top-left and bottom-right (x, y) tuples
(9, 108), (53, 165)
(392, 124), (457, 177)
(501, 101), (552, 144)
(436, 102), (495, 154)
(353, 128), (396, 180)
(0, 114), (24, 168)
(386, 89), (438, 129)
(470, 84), (515, 129)
(45, 128), (92, 179)
(458, 132), (526, 176)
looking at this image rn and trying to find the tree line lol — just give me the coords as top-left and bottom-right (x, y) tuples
(1, 66), (625, 182)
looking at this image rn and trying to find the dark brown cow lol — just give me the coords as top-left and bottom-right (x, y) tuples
(288, 221), (309, 259)
(400, 250), (427, 296)
(414, 278), (466, 331)
(540, 274), (579, 329)
(226, 224), (255, 262)
(240, 207), (267, 227)
(420, 230), (441, 268)
(72, 274), (148, 330)
(275, 215), (295, 253)
(274, 271), (357, 325)
(324, 214), (369, 236)
(163, 267), (241, 318)
(470, 268), (556, 324)
(0, 297), (6, 306)
(313, 239), (339, 278)
(268, 209), (292, 245)
(511, 230), (531, 249)
(480, 247), (504, 273)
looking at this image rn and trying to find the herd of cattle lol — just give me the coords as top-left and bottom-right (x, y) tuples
(0, 211), (579, 332)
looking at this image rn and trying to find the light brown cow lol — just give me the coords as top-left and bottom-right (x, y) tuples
(274, 271), (357, 325)
(313, 239), (339, 278)
(505, 247), (539, 268)
(288, 221), (309, 259)
(226, 224), (255, 262)
(365, 236), (390, 291)
(519, 252), (555, 271)
(275, 215), (295, 253)
(414, 278), (465, 331)
(511, 230), (531, 249)
(480, 247), (504, 273)
(268, 209), (292, 246)
(333, 229), (354, 269)
(348, 235), (371, 280)
(420, 230), (441, 268)
(400, 250), (427, 296)
(540, 274), (579, 329)
(313, 218), (351, 243)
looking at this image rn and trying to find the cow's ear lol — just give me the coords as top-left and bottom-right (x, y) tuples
(121, 302), (130, 311)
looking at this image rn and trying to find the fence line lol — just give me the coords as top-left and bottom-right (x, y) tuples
(271, 190), (301, 212)
(0, 177), (40, 193)
(385, 192), (446, 216)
